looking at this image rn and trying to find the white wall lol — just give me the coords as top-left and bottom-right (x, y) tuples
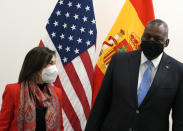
(0, 0), (183, 129)
(0, 0), (57, 102)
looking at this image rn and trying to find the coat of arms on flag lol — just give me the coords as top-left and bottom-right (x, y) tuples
(99, 29), (141, 70)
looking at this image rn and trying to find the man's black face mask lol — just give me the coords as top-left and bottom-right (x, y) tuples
(140, 40), (164, 60)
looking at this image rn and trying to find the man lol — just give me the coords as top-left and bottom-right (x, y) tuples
(85, 19), (183, 131)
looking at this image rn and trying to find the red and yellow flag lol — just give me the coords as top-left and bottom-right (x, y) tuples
(92, 0), (155, 105)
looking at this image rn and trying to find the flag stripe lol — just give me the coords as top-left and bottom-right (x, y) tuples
(87, 45), (96, 68)
(80, 50), (94, 88)
(62, 89), (82, 131)
(58, 67), (86, 130)
(72, 56), (92, 107)
(92, 65), (104, 105)
(54, 77), (81, 131)
(62, 110), (74, 131)
(130, 0), (155, 26)
(65, 62), (90, 119)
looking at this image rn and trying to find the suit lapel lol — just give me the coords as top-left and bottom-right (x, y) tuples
(125, 50), (141, 109)
(139, 52), (171, 108)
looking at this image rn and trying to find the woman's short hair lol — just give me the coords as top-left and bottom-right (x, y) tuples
(18, 46), (55, 83)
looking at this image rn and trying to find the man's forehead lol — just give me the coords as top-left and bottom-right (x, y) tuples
(146, 23), (166, 31)
(144, 23), (168, 36)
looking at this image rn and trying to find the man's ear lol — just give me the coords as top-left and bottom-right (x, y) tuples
(164, 39), (169, 47)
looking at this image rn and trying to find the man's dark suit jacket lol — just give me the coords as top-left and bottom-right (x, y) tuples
(85, 50), (183, 131)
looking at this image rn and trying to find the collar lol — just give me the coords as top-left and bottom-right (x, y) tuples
(141, 52), (163, 68)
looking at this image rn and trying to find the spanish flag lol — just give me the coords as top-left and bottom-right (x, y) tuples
(92, 0), (155, 105)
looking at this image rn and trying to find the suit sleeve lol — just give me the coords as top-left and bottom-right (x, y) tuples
(172, 64), (183, 131)
(0, 85), (14, 131)
(85, 55), (116, 131)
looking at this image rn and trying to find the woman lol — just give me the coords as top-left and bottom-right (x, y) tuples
(0, 47), (63, 131)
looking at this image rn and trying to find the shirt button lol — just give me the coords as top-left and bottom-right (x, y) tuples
(136, 110), (140, 114)
(129, 128), (133, 131)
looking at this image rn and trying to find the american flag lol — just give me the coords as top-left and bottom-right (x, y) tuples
(40, 0), (97, 130)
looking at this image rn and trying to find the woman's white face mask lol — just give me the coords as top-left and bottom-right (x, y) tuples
(41, 65), (58, 83)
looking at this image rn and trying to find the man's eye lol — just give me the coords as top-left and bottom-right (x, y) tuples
(155, 38), (163, 42)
